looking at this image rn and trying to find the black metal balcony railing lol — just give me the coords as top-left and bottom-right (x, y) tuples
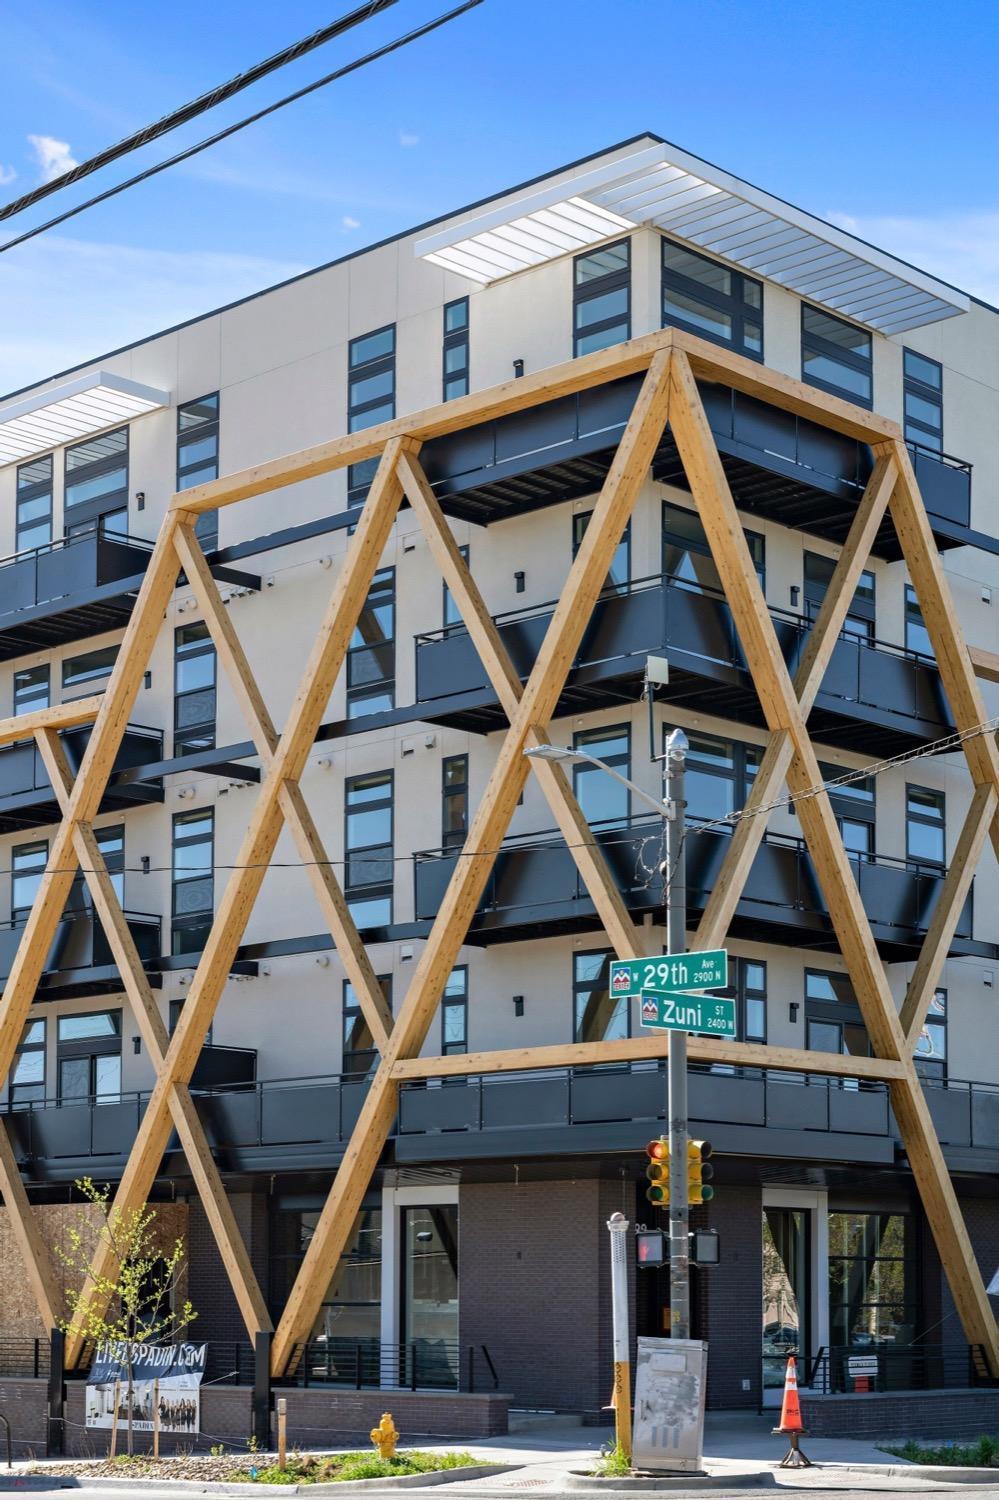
(807, 1343), (996, 1395)
(415, 573), (951, 755)
(906, 441), (974, 529)
(0, 909), (160, 991)
(0, 722), (163, 833)
(0, 529), (155, 660)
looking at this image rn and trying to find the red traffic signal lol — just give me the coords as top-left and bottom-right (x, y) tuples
(645, 1137), (669, 1206)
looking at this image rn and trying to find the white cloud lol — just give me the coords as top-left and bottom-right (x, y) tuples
(27, 134), (78, 183)
(399, 131), (419, 148)
(828, 208), (999, 306)
(0, 235), (306, 394)
(0, 165), (16, 187)
(341, 215), (361, 231)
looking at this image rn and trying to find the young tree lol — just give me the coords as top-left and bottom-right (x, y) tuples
(57, 1178), (196, 1457)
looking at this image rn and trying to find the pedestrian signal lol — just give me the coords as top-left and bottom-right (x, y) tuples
(687, 1139), (714, 1203)
(645, 1137), (669, 1206)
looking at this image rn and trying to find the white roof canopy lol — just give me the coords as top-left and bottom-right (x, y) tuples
(0, 371), (170, 467)
(416, 142), (969, 335)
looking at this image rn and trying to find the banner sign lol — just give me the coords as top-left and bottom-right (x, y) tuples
(86, 1343), (206, 1434)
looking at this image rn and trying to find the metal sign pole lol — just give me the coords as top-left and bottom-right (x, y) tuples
(664, 728), (689, 1340)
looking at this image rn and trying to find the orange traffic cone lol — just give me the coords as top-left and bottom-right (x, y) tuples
(772, 1356), (813, 1468)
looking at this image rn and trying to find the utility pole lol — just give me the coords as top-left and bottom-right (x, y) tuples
(663, 727), (689, 1339)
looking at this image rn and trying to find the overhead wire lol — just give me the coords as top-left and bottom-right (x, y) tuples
(0, 0), (485, 256)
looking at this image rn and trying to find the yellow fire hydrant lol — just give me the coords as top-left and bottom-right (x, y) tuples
(370, 1412), (399, 1459)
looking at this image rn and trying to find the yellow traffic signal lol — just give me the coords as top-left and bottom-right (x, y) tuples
(645, 1137), (669, 1206)
(687, 1139), (714, 1203)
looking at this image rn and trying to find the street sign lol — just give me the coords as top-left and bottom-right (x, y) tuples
(611, 950), (728, 998)
(639, 990), (736, 1038)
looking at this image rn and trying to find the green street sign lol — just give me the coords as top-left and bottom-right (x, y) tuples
(639, 990), (737, 1038)
(610, 950), (728, 999)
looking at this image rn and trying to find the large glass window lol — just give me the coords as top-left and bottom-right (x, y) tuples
(64, 428), (129, 536)
(16, 456), (53, 552)
(828, 1212), (916, 1349)
(347, 568), (394, 718)
(906, 785), (945, 868)
(904, 584), (934, 660)
(442, 966), (468, 1055)
(801, 306), (872, 406)
(573, 949), (629, 1043)
(271, 1206), (383, 1363)
(342, 975), (391, 1077)
(762, 1207), (807, 1392)
(177, 393), (220, 551)
(13, 664), (49, 717)
(915, 988), (947, 1080)
(819, 763), (876, 865)
(662, 240), (762, 359)
(573, 510), (630, 595)
(572, 724), (630, 829)
(171, 808), (214, 954)
(11, 1018), (45, 1105)
(62, 644), (119, 696)
(174, 622), (216, 755)
(574, 240), (630, 357)
(663, 501), (765, 594)
(684, 733), (761, 830)
(443, 298), (469, 400)
(903, 350), (943, 454)
(345, 771), (393, 927)
(805, 970), (869, 1068)
(57, 1009), (121, 1103)
(348, 326), (395, 505)
(402, 1204), (459, 1386)
(803, 551), (876, 641)
(442, 754), (469, 849)
(12, 841), (47, 917)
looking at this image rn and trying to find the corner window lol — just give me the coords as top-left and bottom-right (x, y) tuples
(174, 622), (217, 755)
(903, 350), (942, 454)
(803, 551), (875, 642)
(443, 298), (469, 400)
(171, 808), (214, 955)
(64, 428), (129, 537)
(574, 239), (630, 357)
(663, 501), (765, 594)
(662, 240), (762, 359)
(345, 771), (393, 928)
(347, 325), (395, 505)
(573, 724), (630, 829)
(57, 1010), (121, 1103)
(342, 975), (391, 1077)
(906, 785), (945, 868)
(442, 754), (469, 849)
(442, 966), (468, 1055)
(11, 1018), (45, 1105)
(16, 456), (52, 553)
(573, 949), (629, 1043)
(177, 393), (220, 551)
(801, 306), (872, 407)
(13, 664), (49, 717)
(347, 567), (394, 718)
(915, 988), (947, 1080)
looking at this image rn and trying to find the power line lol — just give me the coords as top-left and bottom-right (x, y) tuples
(0, 0), (400, 225)
(0, 0), (484, 257)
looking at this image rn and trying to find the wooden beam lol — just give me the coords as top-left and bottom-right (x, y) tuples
(0, 1120), (61, 1331)
(268, 349), (675, 1376)
(901, 784), (998, 1050)
(0, 694), (104, 748)
(969, 646), (999, 685)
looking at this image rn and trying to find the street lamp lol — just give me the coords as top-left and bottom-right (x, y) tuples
(524, 743), (677, 822)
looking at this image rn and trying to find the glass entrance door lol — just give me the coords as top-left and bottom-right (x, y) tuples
(762, 1207), (809, 1402)
(401, 1205), (458, 1388)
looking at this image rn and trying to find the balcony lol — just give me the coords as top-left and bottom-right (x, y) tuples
(413, 817), (989, 963)
(0, 723), (163, 833)
(0, 531), (154, 660)
(419, 378), (981, 561)
(6, 1065), (999, 1183)
(0, 909), (160, 1000)
(415, 574), (951, 756)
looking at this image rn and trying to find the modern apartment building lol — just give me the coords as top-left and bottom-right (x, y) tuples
(0, 133), (998, 1433)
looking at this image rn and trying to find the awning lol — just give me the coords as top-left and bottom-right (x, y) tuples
(415, 142), (969, 335)
(0, 371), (170, 467)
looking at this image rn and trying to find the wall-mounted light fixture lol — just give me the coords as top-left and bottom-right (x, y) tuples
(789, 1001), (800, 1023)
(135, 491), (145, 511)
(513, 358), (524, 378)
(143, 670), (152, 689)
(140, 856), (150, 875)
(789, 585), (800, 608)
(514, 570), (526, 594)
(133, 1036), (142, 1054)
(513, 995), (525, 1017)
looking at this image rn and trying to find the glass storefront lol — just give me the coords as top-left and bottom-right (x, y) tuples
(828, 1212), (915, 1349)
(762, 1208), (808, 1393)
(271, 1206), (382, 1384)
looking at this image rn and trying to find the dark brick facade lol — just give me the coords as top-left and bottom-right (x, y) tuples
(801, 1387), (999, 1438)
(695, 1186), (762, 1409)
(186, 1190), (270, 1346)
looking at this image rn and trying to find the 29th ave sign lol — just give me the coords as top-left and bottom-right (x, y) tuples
(610, 950), (728, 998)
(640, 991), (737, 1038)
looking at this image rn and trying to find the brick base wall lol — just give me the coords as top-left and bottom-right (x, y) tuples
(0, 1376), (48, 1458)
(801, 1387), (999, 1439)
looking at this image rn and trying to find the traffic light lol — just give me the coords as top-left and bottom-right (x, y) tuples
(687, 1139), (714, 1203)
(645, 1137), (670, 1206)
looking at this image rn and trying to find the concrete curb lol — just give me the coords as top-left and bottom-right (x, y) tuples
(825, 1460), (999, 1484)
(562, 1471), (772, 1491)
(0, 1464), (521, 1495)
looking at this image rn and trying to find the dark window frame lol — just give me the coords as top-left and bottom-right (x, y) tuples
(914, 987), (947, 1080)
(803, 550), (876, 641)
(171, 806), (215, 955)
(573, 723), (631, 830)
(56, 1008), (122, 1104)
(63, 426), (129, 536)
(342, 974), (391, 1076)
(12, 839), (48, 919)
(573, 948), (630, 1044)
(801, 305), (872, 408)
(10, 1017), (45, 1105)
(443, 298), (469, 401)
(682, 731), (762, 832)
(177, 392), (220, 551)
(442, 753), (469, 849)
(903, 348), (943, 455)
(62, 644), (120, 695)
(906, 783), (945, 870)
(13, 664), (50, 717)
(344, 769), (394, 928)
(347, 325), (396, 505)
(904, 584), (934, 660)
(574, 238), (631, 358)
(174, 621), (217, 756)
(661, 238), (763, 361)
(346, 566), (395, 718)
(442, 544), (469, 629)
(442, 965), (468, 1055)
(573, 510), (630, 594)
(663, 500), (765, 593)
(16, 454), (53, 553)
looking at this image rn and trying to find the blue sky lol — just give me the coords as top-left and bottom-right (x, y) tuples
(1, 0), (997, 394)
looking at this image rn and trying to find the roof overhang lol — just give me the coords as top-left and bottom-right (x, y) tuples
(416, 142), (969, 335)
(0, 371), (170, 467)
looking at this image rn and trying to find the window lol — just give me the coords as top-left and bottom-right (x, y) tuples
(573, 510), (630, 594)
(171, 808), (214, 954)
(803, 552), (876, 642)
(401, 1204), (459, 1379)
(442, 754), (469, 848)
(342, 975), (391, 1076)
(828, 1212), (916, 1350)
(574, 239), (630, 357)
(345, 771), (393, 927)
(11, 1018), (45, 1105)
(169, 997), (213, 1047)
(903, 350), (942, 454)
(270, 1205), (382, 1346)
(906, 785), (945, 868)
(662, 240), (762, 359)
(174, 623), (216, 755)
(708, 959), (766, 1073)
(819, 764), (876, 864)
(442, 966), (468, 1055)
(92, 824), (125, 905)
(12, 841), (47, 917)
(573, 724), (630, 828)
(62, 644), (119, 695)
(443, 298), (469, 400)
(804, 969), (870, 1068)
(904, 584), (933, 659)
(177, 394), (220, 551)
(573, 949), (629, 1043)
(64, 428), (129, 537)
(663, 501), (765, 594)
(16, 456), (52, 552)
(915, 988), (947, 1080)
(801, 306), (872, 406)
(57, 1010), (121, 1104)
(347, 568), (394, 718)
(684, 733), (761, 830)
(347, 326), (395, 505)
(442, 545), (469, 628)
(13, 665), (49, 717)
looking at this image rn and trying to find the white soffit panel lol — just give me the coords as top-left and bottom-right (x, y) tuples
(416, 143), (969, 334)
(0, 371), (170, 467)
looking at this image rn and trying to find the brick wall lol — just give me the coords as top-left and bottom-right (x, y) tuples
(696, 1186), (762, 1409)
(186, 1191), (268, 1345)
(801, 1387), (999, 1439)
(937, 1195), (999, 1347)
(0, 1376), (48, 1458)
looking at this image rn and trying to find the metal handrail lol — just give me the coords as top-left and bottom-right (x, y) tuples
(906, 438), (973, 474)
(0, 525), (154, 571)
